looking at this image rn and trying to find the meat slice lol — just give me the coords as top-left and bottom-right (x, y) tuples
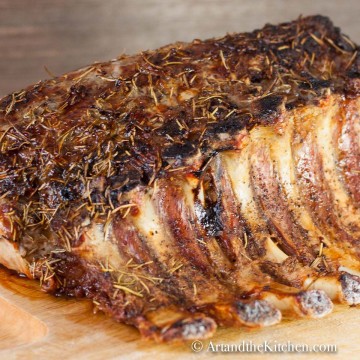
(0, 15), (359, 342)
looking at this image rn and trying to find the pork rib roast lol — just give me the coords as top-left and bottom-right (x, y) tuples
(0, 15), (359, 342)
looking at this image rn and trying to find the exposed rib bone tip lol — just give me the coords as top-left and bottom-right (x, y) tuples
(160, 316), (217, 342)
(295, 290), (333, 318)
(234, 300), (282, 327)
(340, 273), (360, 305)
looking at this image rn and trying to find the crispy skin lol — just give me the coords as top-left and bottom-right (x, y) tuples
(0, 15), (359, 342)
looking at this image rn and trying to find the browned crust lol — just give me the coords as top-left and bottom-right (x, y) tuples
(0, 16), (358, 241)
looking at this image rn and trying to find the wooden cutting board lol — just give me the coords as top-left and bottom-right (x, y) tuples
(0, 267), (359, 360)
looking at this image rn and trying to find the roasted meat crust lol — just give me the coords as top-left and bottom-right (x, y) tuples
(0, 15), (358, 207)
(0, 15), (359, 342)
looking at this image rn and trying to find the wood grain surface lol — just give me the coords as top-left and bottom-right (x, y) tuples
(1, 266), (360, 359)
(0, 0), (359, 97)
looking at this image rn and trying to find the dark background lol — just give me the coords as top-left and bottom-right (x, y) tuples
(0, 0), (359, 97)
